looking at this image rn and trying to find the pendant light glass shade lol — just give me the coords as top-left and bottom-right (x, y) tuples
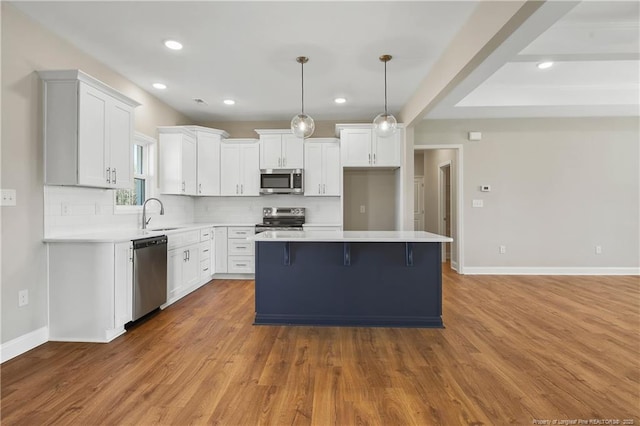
(291, 56), (315, 138)
(373, 54), (397, 138)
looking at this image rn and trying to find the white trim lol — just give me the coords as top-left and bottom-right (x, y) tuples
(1, 326), (49, 363)
(463, 267), (640, 276)
(438, 160), (452, 261)
(414, 144), (464, 274)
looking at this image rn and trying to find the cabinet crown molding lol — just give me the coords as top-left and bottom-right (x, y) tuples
(38, 69), (141, 107)
(254, 129), (292, 135)
(334, 123), (405, 137)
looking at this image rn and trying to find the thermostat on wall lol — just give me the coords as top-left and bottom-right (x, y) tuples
(468, 131), (482, 141)
(480, 185), (491, 192)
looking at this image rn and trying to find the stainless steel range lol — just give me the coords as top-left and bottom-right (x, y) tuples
(255, 207), (305, 233)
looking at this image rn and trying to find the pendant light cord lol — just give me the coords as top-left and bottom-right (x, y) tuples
(384, 59), (388, 115)
(301, 61), (305, 115)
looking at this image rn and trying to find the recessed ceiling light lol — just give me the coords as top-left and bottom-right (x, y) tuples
(152, 83), (167, 90)
(223, 99), (235, 105)
(164, 40), (183, 50)
(537, 61), (554, 70)
(334, 97), (347, 104)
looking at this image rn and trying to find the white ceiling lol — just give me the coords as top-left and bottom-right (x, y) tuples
(11, 1), (640, 122)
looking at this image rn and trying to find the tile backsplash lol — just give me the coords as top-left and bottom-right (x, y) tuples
(44, 187), (341, 236)
(44, 186), (194, 236)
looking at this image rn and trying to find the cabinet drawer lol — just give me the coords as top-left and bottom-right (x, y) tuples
(227, 256), (254, 274)
(228, 239), (254, 255)
(199, 241), (211, 258)
(200, 258), (212, 278)
(200, 228), (212, 242)
(228, 227), (254, 238)
(168, 230), (200, 250)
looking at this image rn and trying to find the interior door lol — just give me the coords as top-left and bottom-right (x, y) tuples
(413, 176), (425, 231)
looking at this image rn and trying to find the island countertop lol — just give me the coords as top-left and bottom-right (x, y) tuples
(251, 230), (453, 243)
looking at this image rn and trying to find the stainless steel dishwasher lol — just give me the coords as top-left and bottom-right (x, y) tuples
(132, 235), (168, 321)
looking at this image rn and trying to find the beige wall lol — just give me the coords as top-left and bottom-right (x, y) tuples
(414, 117), (640, 269)
(1, 4), (190, 344)
(343, 169), (397, 231)
(200, 120), (368, 139)
(414, 152), (424, 176)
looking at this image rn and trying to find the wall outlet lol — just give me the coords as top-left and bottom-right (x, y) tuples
(472, 199), (484, 208)
(1, 189), (17, 206)
(359, 205), (366, 214)
(499, 245), (506, 254)
(62, 203), (71, 215)
(18, 289), (28, 307)
(595, 245), (602, 255)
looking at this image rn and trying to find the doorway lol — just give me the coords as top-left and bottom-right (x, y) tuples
(413, 145), (463, 273)
(438, 162), (452, 261)
(414, 176), (425, 231)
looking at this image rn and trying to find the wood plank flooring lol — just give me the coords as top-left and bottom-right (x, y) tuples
(2, 267), (639, 425)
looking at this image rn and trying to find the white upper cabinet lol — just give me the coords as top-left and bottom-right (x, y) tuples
(159, 126), (228, 196)
(158, 127), (197, 195)
(304, 138), (341, 196)
(195, 127), (228, 196)
(39, 70), (139, 189)
(220, 139), (260, 196)
(337, 124), (402, 168)
(256, 129), (304, 169)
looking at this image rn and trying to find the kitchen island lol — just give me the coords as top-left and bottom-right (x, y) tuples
(251, 230), (453, 328)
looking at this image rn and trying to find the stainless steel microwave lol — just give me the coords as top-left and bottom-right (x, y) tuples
(260, 169), (303, 194)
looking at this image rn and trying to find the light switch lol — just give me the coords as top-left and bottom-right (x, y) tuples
(1, 189), (16, 206)
(472, 199), (483, 208)
(359, 205), (366, 214)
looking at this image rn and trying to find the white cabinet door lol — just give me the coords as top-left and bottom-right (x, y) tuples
(260, 134), (282, 169)
(167, 248), (183, 300)
(182, 134), (197, 195)
(78, 83), (109, 187)
(220, 144), (241, 195)
(323, 142), (341, 196)
(340, 128), (372, 167)
(240, 143), (260, 196)
(109, 100), (134, 189)
(196, 131), (221, 196)
(114, 242), (133, 327)
(304, 143), (323, 196)
(183, 245), (200, 288)
(372, 129), (401, 167)
(214, 227), (228, 273)
(282, 134), (304, 168)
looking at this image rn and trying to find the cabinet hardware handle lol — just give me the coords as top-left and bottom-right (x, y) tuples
(283, 157), (286, 167)
(203, 249), (209, 253)
(199, 183), (202, 194)
(182, 181), (185, 192)
(368, 153), (371, 164)
(113, 168), (117, 184)
(373, 153), (376, 164)
(187, 249), (190, 261)
(236, 184), (239, 194)
(236, 263), (247, 267)
(183, 251), (187, 261)
(240, 184), (243, 194)
(278, 158), (281, 167)
(318, 184), (321, 194)
(106, 167), (111, 184)
(203, 268), (209, 272)
(323, 184), (326, 194)
(237, 246), (246, 249)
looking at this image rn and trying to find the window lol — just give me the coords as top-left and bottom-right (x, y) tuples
(115, 133), (156, 210)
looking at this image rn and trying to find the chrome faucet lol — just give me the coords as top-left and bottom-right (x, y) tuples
(142, 198), (165, 229)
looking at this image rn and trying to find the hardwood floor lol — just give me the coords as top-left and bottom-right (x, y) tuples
(2, 267), (639, 425)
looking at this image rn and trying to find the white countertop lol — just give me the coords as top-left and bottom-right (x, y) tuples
(251, 230), (453, 243)
(44, 223), (256, 243)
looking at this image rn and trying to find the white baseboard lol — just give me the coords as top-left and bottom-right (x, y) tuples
(463, 266), (640, 275)
(1, 326), (49, 363)
(450, 261), (459, 272)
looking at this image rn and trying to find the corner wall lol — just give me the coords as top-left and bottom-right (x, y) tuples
(1, 4), (191, 345)
(414, 117), (640, 271)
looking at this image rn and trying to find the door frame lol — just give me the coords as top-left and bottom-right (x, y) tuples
(438, 161), (452, 261)
(414, 144), (464, 273)
(414, 175), (425, 231)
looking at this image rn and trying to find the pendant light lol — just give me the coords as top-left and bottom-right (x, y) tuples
(291, 56), (315, 139)
(373, 54), (397, 137)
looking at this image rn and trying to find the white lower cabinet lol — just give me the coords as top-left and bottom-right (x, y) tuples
(48, 241), (133, 342)
(166, 230), (202, 304)
(211, 226), (255, 276)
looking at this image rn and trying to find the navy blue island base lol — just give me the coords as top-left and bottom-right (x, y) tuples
(254, 240), (444, 328)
